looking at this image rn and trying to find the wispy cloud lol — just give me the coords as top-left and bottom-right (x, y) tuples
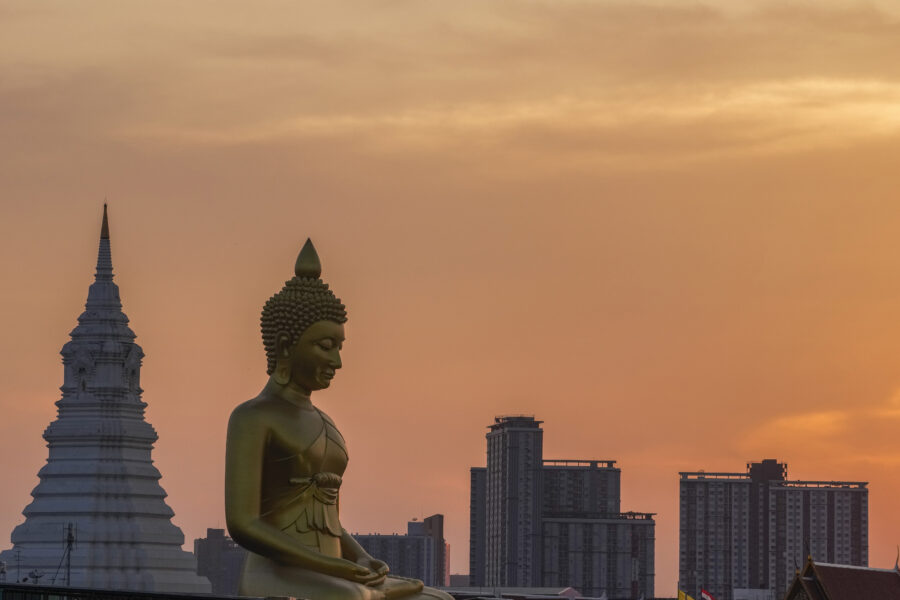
(110, 77), (900, 178)
(5, 1), (900, 174)
(739, 389), (900, 467)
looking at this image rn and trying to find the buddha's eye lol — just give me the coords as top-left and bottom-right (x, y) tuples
(317, 339), (335, 350)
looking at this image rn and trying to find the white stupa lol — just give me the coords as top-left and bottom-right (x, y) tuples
(0, 207), (210, 593)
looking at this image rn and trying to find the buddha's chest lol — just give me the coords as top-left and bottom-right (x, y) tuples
(266, 411), (348, 478)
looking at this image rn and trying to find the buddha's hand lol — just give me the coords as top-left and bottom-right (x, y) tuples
(326, 557), (386, 586)
(357, 556), (389, 582)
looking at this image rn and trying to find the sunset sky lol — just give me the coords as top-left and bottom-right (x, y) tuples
(3, 1), (900, 594)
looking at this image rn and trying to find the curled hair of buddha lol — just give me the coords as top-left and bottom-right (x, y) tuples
(261, 239), (347, 374)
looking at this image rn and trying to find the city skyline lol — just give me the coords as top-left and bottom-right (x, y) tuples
(4, 2), (900, 596)
(2, 205), (900, 596)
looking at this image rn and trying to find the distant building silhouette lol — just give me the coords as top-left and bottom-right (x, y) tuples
(419, 514), (449, 586)
(469, 467), (487, 585)
(194, 529), (246, 595)
(469, 416), (655, 599)
(354, 515), (449, 586)
(679, 459), (868, 600)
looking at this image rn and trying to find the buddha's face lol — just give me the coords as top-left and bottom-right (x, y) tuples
(287, 320), (344, 394)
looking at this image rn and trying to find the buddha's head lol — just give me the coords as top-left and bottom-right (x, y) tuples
(261, 239), (347, 393)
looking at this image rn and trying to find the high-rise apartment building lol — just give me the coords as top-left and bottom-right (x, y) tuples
(194, 529), (246, 595)
(470, 416), (655, 599)
(470, 467), (487, 584)
(419, 514), (449, 586)
(355, 515), (448, 586)
(484, 415), (544, 588)
(679, 459), (868, 600)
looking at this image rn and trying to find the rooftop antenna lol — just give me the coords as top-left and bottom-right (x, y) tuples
(50, 523), (76, 586)
(66, 522), (75, 586)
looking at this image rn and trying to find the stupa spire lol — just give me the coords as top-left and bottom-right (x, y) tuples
(100, 203), (109, 239)
(95, 203), (113, 282)
(74, 204), (129, 342)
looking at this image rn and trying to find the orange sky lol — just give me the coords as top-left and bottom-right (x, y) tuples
(3, 1), (900, 595)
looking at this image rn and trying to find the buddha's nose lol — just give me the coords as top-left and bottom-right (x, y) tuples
(331, 352), (342, 370)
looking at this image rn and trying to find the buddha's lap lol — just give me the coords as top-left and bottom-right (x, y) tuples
(239, 551), (452, 600)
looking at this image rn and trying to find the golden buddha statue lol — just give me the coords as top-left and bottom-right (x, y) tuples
(225, 240), (452, 600)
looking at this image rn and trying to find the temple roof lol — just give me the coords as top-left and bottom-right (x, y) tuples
(786, 558), (900, 600)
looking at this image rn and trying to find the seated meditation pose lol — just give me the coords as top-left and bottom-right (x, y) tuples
(226, 240), (451, 600)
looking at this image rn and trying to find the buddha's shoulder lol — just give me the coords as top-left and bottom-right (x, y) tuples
(229, 395), (290, 425)
(315, 407), (337, 427)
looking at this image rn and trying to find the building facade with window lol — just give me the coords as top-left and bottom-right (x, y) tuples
(679, 459), (868, 600)
(355, 514), (449, 587)
(470, 416), (655, 599)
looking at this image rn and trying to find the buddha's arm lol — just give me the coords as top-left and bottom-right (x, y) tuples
(332, 494), (375, 564)
(342, 530), (389, 583)
(341, 530), (377, 564)
(225, 405), (379, 583)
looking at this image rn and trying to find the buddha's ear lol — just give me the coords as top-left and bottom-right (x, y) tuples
(275, 331), (292, 358)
